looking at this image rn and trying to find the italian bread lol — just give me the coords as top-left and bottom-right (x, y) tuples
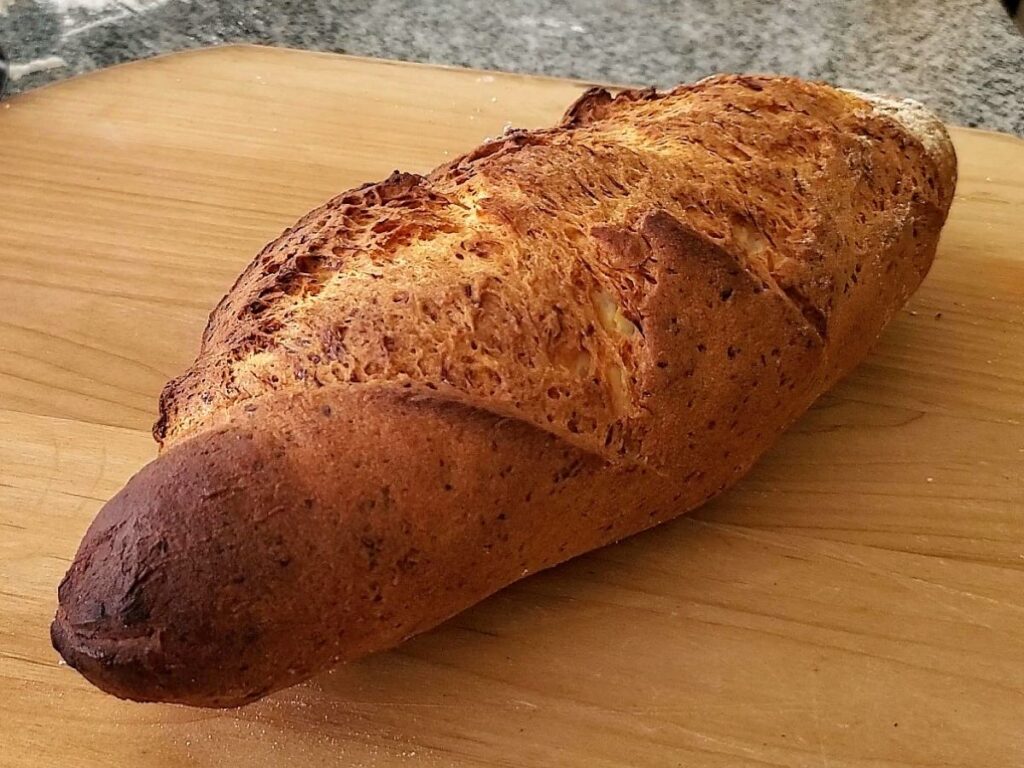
(51, 75), (957, 707)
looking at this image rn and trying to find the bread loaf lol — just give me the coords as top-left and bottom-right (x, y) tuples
(51, 75), (957, 707)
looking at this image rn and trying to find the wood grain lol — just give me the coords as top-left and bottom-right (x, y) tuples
(1, 45), (1022, 767)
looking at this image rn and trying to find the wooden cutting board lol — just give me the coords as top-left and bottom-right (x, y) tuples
(1, 45), (1022, 768)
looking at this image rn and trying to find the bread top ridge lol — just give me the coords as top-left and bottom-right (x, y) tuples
(154, 74), (955, 468)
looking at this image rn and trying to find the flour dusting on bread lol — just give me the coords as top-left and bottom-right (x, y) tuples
(843, 89), (955, 175)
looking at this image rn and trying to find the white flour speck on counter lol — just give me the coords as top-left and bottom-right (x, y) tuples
(47, 0), (166, 11)
(28, 0), (177, 39)
(2, 55), (68, 81)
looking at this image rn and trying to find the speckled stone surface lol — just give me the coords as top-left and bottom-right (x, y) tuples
(1, 0), (1022, 135)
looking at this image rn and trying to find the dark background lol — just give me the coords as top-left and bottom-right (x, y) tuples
(1, 0), (1022, 134)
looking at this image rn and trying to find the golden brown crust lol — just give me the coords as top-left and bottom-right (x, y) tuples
(54, 75), (956, 707)
(153, 75), (953, 460)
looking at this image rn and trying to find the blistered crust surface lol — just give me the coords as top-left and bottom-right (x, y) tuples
(156, 75), (954, 464)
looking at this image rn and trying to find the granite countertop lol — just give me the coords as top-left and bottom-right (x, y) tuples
(1, 0), (1022, 135)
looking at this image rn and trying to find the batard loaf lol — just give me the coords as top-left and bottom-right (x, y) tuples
(51, 75), (957, 707)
